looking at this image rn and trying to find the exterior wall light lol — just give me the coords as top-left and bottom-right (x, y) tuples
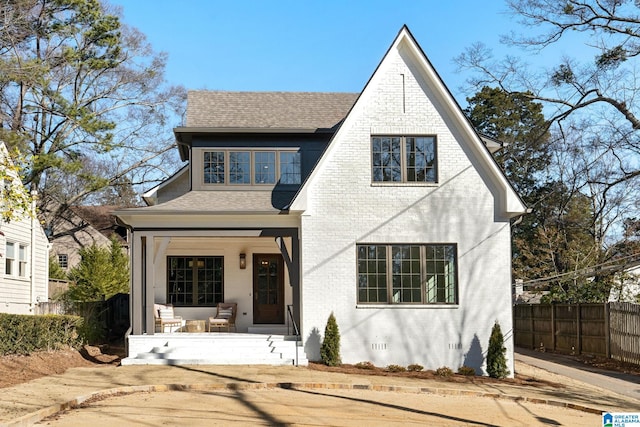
(239, 253), (246, 269)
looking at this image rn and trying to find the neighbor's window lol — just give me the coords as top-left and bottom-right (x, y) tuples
(58, 254), (69, 269)
(18, 244), (27, 277)
(372, 136), (437, 183)
(167, 256), (223, 307)
(203, 150), (300, 185)
(5, 242), (14, 275)
(357, 244), (457, 304)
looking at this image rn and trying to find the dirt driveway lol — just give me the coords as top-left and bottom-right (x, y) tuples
(0, 359), (631, 426)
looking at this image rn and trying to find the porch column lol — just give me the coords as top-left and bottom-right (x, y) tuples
(130, 232), (144, 335)
(144, 235), (156, 334)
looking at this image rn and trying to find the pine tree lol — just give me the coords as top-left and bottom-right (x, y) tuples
(320, 312), (341, 366)
(486, 321), (509, 378)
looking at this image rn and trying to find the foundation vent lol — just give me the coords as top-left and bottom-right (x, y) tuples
(449, 343), (462, 350)
(371, 343), (388, 351)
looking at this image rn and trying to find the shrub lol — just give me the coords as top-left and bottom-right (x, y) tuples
(386, 364), (406, 372)
(354, 361), (376, 370)
(435, 366), (454, 377)
(457, 366), (476, 376)
(0, 313), (84, 355)
(407, 363), (424, 372)
(487, 321), (510, 379)
(320, 312), (341, 366)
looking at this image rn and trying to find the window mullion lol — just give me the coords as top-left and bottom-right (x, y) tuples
(420, 245), (426, 304)
(400, 137), (406, 182)
(386, 245), (393, 304)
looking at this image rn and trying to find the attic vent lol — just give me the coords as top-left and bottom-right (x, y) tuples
(371, 343), (388, 351)
(449, 343), (462, 350)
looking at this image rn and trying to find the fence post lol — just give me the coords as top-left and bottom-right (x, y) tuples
(576, 303), (582, 355)
(551, 303), (556, 352)
(530, 304), (535, 349)
(604, 302), (611, 359)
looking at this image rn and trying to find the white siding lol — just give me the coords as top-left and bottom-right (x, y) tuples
(298, 37), (515, 375)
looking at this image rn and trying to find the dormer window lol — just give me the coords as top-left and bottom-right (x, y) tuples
(203, 150), (301, 186)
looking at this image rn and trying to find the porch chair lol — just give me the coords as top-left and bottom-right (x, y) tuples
(154, 304), (183, 333)
(208, 302), (237, 332)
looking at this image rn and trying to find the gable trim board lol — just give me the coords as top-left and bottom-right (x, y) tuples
(117, 26), (526, 374)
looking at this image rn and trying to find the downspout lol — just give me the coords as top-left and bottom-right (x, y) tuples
(30, 191), (37, 312)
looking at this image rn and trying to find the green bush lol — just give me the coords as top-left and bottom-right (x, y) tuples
(457, 366), (476, 376)
(487, 321), (510, 379)
(0, 313), (84, 355)
(386, 364), (407, 372)
(354, 361), (376, 370)
(435, 366), (454, 377)
(407, 364), (424, 372)
(320, 312), (341, 366)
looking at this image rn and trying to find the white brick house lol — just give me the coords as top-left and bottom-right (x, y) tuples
(115, 26), (527, 374)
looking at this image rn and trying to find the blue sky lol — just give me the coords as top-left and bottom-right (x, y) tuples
(108, 1), (576, 105)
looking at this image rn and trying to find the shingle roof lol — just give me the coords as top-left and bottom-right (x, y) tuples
(186, 91), (359, 130)
(132, 190), (296, 214)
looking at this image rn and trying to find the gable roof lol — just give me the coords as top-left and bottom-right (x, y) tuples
(184, 91), (358, 130)
(289, 25), (528, 218)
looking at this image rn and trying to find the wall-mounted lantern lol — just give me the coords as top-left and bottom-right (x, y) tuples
(239, 253), (247, 269)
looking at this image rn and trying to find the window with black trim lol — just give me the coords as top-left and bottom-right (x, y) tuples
(167, 256), (223, 306)
(357, 244), (457, 304)
(203, 150), (301, 185)
(371, 136), (437, 183)
(58, 254), (69, 269)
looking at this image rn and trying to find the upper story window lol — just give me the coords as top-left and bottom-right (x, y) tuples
(203, 150), (301, 185)
(371, 136), (437, 183)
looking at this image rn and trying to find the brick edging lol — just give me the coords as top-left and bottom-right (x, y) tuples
(4, 381), (602, 426)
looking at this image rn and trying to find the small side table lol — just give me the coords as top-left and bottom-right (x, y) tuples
(184, 319), (206, 333)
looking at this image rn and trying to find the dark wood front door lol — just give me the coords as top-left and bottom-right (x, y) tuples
(253, 254), (284, 324)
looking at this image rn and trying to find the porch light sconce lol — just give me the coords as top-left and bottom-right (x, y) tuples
(239, 253), (246, 269)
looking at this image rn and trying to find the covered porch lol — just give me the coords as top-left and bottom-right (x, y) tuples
(114, 207), (303, 364)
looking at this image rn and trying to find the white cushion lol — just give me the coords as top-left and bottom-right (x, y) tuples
(217, 308), (233, 319)
(159, 308), (175, 319)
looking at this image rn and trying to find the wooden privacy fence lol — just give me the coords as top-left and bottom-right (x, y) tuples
(514, 302), (640, 366)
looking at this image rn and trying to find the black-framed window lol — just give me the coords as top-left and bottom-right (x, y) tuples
(167, 256), (223, 307)
(57, 254), (68, 269)
(357, 244), (457, 304)
(203, 150), (301, 185)
(372, 136), (437, 183)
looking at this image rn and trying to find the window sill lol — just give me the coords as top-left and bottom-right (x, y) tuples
(356, 304), (458, 309)
(370, 182), (438, 187)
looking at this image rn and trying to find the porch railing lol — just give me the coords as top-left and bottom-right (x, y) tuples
(286, 304), (301, 366)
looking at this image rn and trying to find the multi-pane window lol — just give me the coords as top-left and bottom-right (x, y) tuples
(204, 151), (225, 183)
(254, 152), (276, 184)
(58, 254), (69, 269)
(279, 152), (301, 184)
(372, 136), (437, 183)
(5, 242), (27, 277)
(167, 256), (223, 307)
(357, 244), (457, 304)
(229, 152), (251, 184)
(5, 242), (14, 275)
(203, 150), (300, 185)
(18, 244), (27, 277)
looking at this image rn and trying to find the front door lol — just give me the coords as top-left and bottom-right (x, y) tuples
(253, 254), (284, 324)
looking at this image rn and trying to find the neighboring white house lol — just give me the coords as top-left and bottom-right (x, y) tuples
(609, 259), (640, 303)
(0, 142), (50, 314)
(115, 26), (527, 374)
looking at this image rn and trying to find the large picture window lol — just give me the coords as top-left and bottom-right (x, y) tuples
(203, 150), (301, 185)
(372, 136), (437, 183)
(167, 256), (223, 307)
(357, 244), (457, 304)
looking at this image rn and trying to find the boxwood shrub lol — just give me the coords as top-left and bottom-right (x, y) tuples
(0, 313), (84, 355)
